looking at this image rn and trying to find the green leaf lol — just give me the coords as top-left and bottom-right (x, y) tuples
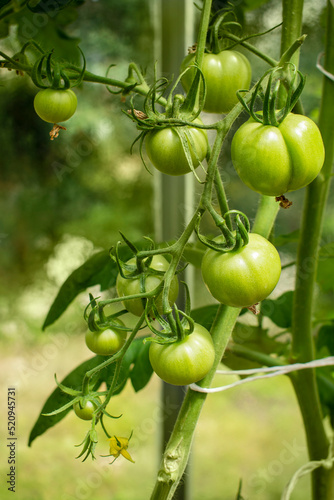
(182, 241), (206, 268)
(42, 250), (113, 330)
(191, 305), (220, 331)
(261, 291), (294, 328)
(28, 0), (84, 14)
(0, 0), (11, 8)
(317, 243), (334, 292)
(316, 373), (334, 426)
(130, 341), (153, 392)
(29, 338), (153, 446)
(243, 0), (274, 10)
(316, 323), (334, 355)
(43, 240), (153, 330)
(28, 355), (107, 446)
(273, 229), (300, 247)
(105, 339), (146, 395)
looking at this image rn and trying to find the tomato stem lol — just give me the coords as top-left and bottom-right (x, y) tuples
(288, 0), (334, 498)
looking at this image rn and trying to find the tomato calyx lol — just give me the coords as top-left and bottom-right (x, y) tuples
(31, 46), (86, 90)
(237, 63), (305, 127)
(145, 284), (194, 346)
(125, 65), (211, 180)
(111, 234), (180, 318)
(112, 235), (166, 282)
(206, 8), (242, 54)
(84, 293), (131, 335)
(196, 209), (250, 254)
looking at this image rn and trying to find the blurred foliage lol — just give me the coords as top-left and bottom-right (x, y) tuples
(0, 1), (332, 500)
(0, 0), (155, 290)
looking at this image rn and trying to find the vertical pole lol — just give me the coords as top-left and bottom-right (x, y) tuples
(151, 1), (196, 499)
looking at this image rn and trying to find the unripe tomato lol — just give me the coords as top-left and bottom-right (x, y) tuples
(145, 119), (208, 176)
(201, 233), (281, 308)
(34, 88), (77, 123)
(85, 319), (127, 356)
(73, 398), (100, 420)
(231, 113), (325, 196)
(116, 255), (179, 316)
(181, 50), (252, 114)
(149, 323), (215, 386)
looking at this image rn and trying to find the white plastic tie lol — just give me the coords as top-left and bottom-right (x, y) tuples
(316, 52), (334, 82)
(189, 356), (334, 394)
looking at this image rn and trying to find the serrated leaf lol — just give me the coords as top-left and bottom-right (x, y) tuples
(28, 355), (107, 446)
(106, 339), (144, 395)
(191, 305), (220, 331)
(273, 229), (300, 247)
(29, 338), (153, 446)
(261, 291), (294, 328)
(0, 0), (10, 8)
(316, 373), (334, 426)
(130, 341), (153, 392)
(182, 241), (206, 268)
(224, 323), (284, 372)
(316, 323), (334, 355)
(28, 0), (84, 14)
(43, 241), (153, 330)
(42, 250), (112, 330)
(243, 0), (275, 10)
(317, 243), (334, 292)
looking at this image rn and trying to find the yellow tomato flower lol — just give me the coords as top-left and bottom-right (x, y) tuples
(108, 436), (135, 463)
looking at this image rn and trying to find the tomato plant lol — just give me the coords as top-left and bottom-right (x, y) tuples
(181, 50), (251, 114)
(73, 397), (101, 421)
(116, 255), (179, 316)
(231, 113), (325, 196)
(145, 119), (208, 175)
(34, 88), (77, 123)
(149, 323), (215, 386)
(85, 320), (127, 356)
(5, 0), (332, 499)
(201, 233), (281, 307)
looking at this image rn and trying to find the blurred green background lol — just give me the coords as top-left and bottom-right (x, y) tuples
(0, 0), (330, 498)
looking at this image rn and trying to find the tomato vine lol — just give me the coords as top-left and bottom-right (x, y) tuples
(1, 0), (333, 498)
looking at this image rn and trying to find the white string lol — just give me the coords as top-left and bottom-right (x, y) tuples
(189, 356), (334, 394)
(316, 52), (334, 82)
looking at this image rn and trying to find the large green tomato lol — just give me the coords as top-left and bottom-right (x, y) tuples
(145, 119), (208, 176)
(116, 255), (179, 316)
(201, 233), (281, 308)
(34, 88), (77, 123)
(149, 323), (215, 386)
(231, 113), (325, 196)
(181, 50), (251, 114)
(85, 319), (127, 356)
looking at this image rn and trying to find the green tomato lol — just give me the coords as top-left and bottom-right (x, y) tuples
(149, 323), (215, 386)
(85, 319), (127, 356)
(145, 118), (208, 176)
(231, 113), (325, 196)
(73, 398), (100, 421)
(34, 88), (77, 123)
(116, 255), (179, 317)
(201, 233), (281, 308)
(181, 50), (252, 114)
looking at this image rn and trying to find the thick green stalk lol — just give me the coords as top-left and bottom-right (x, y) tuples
(252, 195), (279, 236)
(150, 305), (240, 500)
(280, 0), (304, 67)
(194, 0), (212, 69)
(150, 190), (280, 499)
(291, 2), (334, 498)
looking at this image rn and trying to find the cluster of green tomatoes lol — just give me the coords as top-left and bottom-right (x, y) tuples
(33, 45), (325, 403)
